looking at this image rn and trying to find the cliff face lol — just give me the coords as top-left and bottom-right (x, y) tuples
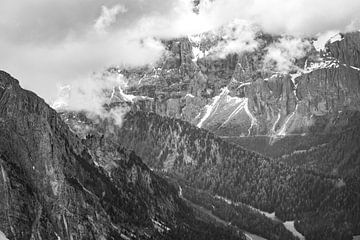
(98, 32), (360, 158)
(326, 32), (360, 68)
(296, 65), (360, 119)
(0, 71), (242, 240)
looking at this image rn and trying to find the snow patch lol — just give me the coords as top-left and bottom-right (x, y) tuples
(344, 64), (360, 71)
(152, 219), (170, 232)
(197, 88), (228, 128)
(54, 232), (61, 240)
(110, 86), (152, 103)
(192, 46), (207, 61)
(215, 195), (304, 239)
(188, 34), (203, 45)
(0, 231), (9, 240)
(329, 33), (343, 44)
(178, 186), (183, 197)
(271, 113), (281, 133)
(277, 104), (298, 136)
(215, 195), (279, 221)
(110, 86), (137, 103)
(284, 221), (305, 240)
(215, 195), (233, 205)
(244, 100), (257, 136)
(313, 31), (339, 51)
(220, 98), (248, 127)
(290, 72), (302, 85)
(350, 66), (360, 71)
(197, 87), (257, 135)
(237, 82), (252, 89)
(303, 58), (340, 73)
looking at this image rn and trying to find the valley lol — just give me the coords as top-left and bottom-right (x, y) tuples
(1, 2), (360, 238)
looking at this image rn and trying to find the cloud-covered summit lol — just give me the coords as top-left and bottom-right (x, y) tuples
(0, 0), (359, 102)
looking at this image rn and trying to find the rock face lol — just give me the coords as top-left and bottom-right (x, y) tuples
(296, 65), (360, 118)
(0, 71), (243, 240)
(326, 32), (360, 68)
(102, 31), (360, 157)
(119, 35), (283, 136)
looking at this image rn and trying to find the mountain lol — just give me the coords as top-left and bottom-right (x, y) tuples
(53, 31), (360, 240)
(61, 109), (302, 240)
(280, 111), (360, 176)
(4, 23), (359, 240)
(103, 31), (360, 159)
(60, 104), (359, 239)
(0, 71), (244, 240)
(117, 110), (360, 239)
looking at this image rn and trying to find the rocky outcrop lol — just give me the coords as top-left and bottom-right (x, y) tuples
(326, 32), (360, 68)
(0, 71), (242, 240)
(297, 63), (360, 115)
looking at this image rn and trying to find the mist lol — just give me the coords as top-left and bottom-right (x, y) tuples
(52, 71), (131, 127)
(264, 37), (312, 72)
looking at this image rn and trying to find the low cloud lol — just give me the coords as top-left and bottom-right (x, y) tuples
(264, 37), (312, 72)
(94, 4), (128, 34)
(313, 31), (340, 51)
(206, 20), (260, 58)
(196, 0), (360, 36)
(53, 71), (130, 127)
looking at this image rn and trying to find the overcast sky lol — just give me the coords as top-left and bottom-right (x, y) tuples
(1, 0), (360, 103)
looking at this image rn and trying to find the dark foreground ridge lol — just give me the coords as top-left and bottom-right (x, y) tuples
(0, 70), (244, 240)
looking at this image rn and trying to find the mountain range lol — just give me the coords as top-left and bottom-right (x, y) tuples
(1, 12), (360, 240)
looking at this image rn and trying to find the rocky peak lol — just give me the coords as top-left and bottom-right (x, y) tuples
(325, 32), (360, 69)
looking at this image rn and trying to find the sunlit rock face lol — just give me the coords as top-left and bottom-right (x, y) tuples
(106, 32), (360, 151)
(51, 30), (360, 158)
(297, 65), (360, 115)
(326, 32), (360, 69)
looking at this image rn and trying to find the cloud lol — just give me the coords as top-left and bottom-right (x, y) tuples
(0, 30), (165, 104)
(53, 72), (122, 113)
(264, 37), (312, 72)
(1, 0), (360, 105)
(0, 0), (177, 103)
(313, 31), (340, 51)
(196, 0), (360, 36)
(94, 4), (128, 34)
(0, 0), (170, 103)
(206, 20), (260, 58)
(53, 71), (131, 127)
